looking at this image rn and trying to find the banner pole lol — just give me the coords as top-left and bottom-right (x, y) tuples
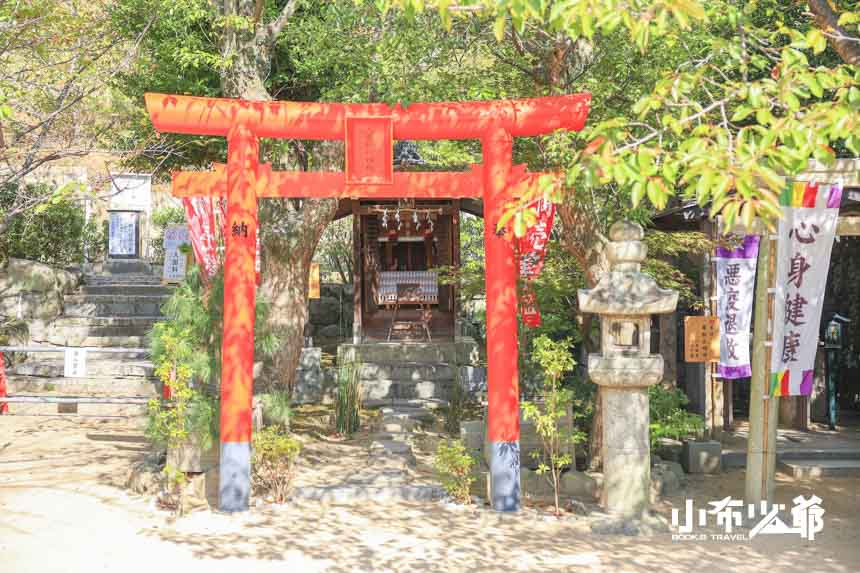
(745, 234), (778, 504)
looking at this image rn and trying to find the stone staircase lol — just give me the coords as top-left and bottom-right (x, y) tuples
(292, 399), (445, 503)
(6, 262), (169, 417)
(338, 340), (482, 404)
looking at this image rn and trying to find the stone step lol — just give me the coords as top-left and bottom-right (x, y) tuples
(364, 398), (449, 410)
(2, 371), (156, 416)
(85, 274), (163, 284)
(369, 439), (415, 457)
(63, 294), (169, 317)
(30, 317), (161, 346)
(5, 401), (148, 417)
(339, 340), (482, 365)
(7, 376), (159, 396)
(80, 284), (173, 296)
(377, 420), (417, 433)
(97, 260), (156, 276)
(371, 430), (415, 442)
(778, 458), (860, 479)
(12, 358), (155, 378)
(356, 362), (455, 383)
(30, 333), (149, 348)
(291, 484), (444, 504)
(362, 379), (452, 401)
(49, 316), (163, 327)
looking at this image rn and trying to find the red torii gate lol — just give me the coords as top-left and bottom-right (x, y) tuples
(144, 92), (591, 513)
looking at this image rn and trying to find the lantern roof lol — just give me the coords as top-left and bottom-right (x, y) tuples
(578, 221), (678, 316)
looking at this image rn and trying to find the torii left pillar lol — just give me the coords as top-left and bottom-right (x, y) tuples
(220, 123), (259, 511)
(483, 127), (520, 511)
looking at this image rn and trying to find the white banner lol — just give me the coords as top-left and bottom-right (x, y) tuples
(770, 182), (843, 396)
(108, 211), (138, 256)
(715, 236), (759, 379)
(163, 224), (190, 282)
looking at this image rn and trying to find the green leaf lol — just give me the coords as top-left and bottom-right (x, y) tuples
(494, 15), (506, 42)
(731, 106), (753, 121)
(631, 180), (646, 207)
(804, 75), (824, 98)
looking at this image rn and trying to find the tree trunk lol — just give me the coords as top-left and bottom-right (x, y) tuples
(808, 0), (860, 65)
(260, 197), (336, 393)
(218, 0), (336, 392)
(556, 201), (610, 470)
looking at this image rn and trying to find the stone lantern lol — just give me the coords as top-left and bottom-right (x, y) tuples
(578, 221), (678, 518)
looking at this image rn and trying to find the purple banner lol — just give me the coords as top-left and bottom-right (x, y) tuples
(715, 235), (760, 379)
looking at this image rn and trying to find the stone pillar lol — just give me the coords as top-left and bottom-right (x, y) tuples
(602, 387), (650, 515)
(219, 123), (259, 512)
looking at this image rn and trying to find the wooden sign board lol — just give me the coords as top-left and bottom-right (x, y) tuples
(163, 224), (190, 283)
(309, 263), (321, 299)
(684, 316), (721, 363)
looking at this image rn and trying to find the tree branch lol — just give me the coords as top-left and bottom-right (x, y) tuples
(264, 0), (300, 43)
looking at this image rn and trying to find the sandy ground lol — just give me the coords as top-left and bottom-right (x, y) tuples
(2, 415), (859, 573)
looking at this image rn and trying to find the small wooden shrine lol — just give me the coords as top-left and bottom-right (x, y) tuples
(336, 197), (482, 342)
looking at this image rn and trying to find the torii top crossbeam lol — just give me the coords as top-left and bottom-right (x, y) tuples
(145, 93), (590, 140)
(145, 91), (590, 515)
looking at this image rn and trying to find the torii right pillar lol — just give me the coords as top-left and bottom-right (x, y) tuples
(483, 127), (521, 512)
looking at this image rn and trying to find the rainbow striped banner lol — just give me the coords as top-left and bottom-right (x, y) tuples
(779, 180), (844, 210)
(769, 181), (843, 397)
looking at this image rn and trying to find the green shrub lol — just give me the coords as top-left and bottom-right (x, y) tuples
(521, 335), (584, 516)
(261, 389), (292, 429)
(252, 426), (302, 503)
(334, 363), (362, 435)
(0, 183), (105, 266)
(433, 439), (475, 504)
(146, 266), (278, 451)
(149, 205), (186, 264)
(649, 384), (705, 447)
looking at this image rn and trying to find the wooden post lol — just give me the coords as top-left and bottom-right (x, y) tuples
(352, 200), (362, 344)
(702, 219), (723, 437)
(451, 199), (461, 335)
(745, 235), (779, 504)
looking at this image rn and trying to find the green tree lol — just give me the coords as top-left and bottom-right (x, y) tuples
(0, 1), (148, 234)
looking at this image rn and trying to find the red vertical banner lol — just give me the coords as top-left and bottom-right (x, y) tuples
(183, 197), (221, 279)
(517, 198), (555, 328)
(0, 352), (8, 414)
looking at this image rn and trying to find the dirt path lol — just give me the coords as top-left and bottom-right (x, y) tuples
(2, 415), (859, 573)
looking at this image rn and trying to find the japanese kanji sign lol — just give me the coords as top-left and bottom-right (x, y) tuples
(770, 181), (843, 396)
(715, 235), (759, 379)
(685, 316), (721, 363)
(162, 224), (190, 283)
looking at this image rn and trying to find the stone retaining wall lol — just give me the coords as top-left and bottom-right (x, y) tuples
(0, 258), (81, 325)
(307, 283), (353, 350)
